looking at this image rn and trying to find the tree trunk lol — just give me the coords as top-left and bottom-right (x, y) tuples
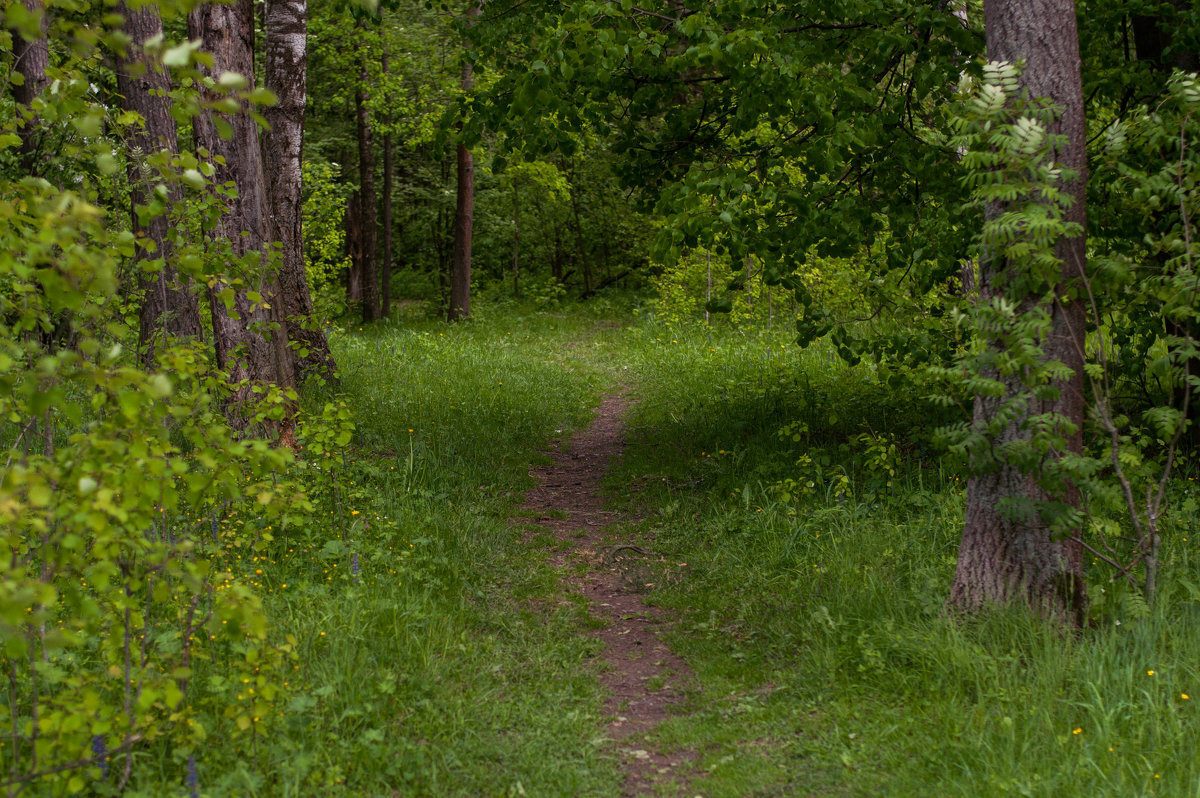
(571, 191), (591, 296)
(448, 2), (480, 321)
(12, 0), (49, 174)
(552, 221), (564, 283)
(949, 0), (1089, 624)
(189, 0), (290, 427)
(356, 18), (380, 323)
(381, 41), (394, 319)
(116, 2), (204, 366)
(262, 0), (334, 382)
(512, 179), (520, 299)
(346, 191), (364, 304)
(1132, 1), (1198, 71)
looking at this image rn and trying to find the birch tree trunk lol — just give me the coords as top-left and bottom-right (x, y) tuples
(949, 0), (1089, 624)
(116, 2), (204, 366)
(262, 0), (335, 381)
(189, 0), (291, 427)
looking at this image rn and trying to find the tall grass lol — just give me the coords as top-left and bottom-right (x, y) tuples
(601, 316), (1200, 797)
(139, 307), (624, 797)
(133, 299), (1200, 796)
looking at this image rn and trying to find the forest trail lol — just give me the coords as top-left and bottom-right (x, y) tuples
(522, 391), (697, 796)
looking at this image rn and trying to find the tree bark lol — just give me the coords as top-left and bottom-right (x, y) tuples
(949, 0), (1089, 624)
(189, 0), (291, 427)
(448, 2), (480, 321)
(346, 190), (364, 304)
(381, 41), (394, 319)
(262, 0), (335, 382)
(356, 17), (380, 323)
(116, 2), (204, 366)
(12, 0), (49, 174)
(512, 178), (520, 299)
(571, 190), (591, 296)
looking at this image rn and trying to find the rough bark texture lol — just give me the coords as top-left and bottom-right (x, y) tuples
(117, 2), (204, 366)
(12, 0), (49, 173)
(356, 18), (380, 324)
(448, 4), (480, 322)
(949, 0), (1088, 624)
(262, 0), (334, 381)
(189, 0), (288, 426)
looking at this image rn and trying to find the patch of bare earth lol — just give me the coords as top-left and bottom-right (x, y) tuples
(522, 391), (697, 796)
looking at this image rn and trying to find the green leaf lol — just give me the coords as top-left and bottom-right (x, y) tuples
(162, 39), (203, 68)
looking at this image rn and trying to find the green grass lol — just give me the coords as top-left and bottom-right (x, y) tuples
(143, 306), (627, 797)
(597, 315), (1200, 797)
(136, 298), (1200, 797)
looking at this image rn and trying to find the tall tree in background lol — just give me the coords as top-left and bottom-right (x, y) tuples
(116, 1), (204, 365)
(380, 38), (395, 319)
(356, 15), (381, 323)
(448, 1), (479, 321)
(948, 0), (1089, 622)
(262, 0), (335, 380)
(189, 0), (295, 425)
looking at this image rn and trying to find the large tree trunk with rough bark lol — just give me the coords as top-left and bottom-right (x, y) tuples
(262, 0), (334, 382)
(949, 0), (1089, 624)
(356, 18), (380, 324)
(189, 0), (292, 427)
(12, 0), (49, 174)
(116, 2), (204, 366)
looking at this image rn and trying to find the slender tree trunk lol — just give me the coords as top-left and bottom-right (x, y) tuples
(705, 248), (712, 324)
(382, 132), (394, 318)
(189, 0), (289, 427)
(346, 191), (364, 304)
(116, 2), (204, 366)
(512, 179), (520, 299)
(262, 0), (334, 381)
(448, 2), (480, 321)
(12, 0), (49, 175)
(552, 221), (564, 283)
(356, 18), (380, 323)
(571, 192), (591, 295)
(949, 0), (1089, 624)
(381, 42), (394, 319)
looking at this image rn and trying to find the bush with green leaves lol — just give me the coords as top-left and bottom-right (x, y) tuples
(0, 4), (341, 792)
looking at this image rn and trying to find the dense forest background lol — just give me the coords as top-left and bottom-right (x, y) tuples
(2, 0), (1200, 794)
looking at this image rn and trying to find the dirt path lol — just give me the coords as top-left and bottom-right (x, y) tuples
(522, 391), (696, 796)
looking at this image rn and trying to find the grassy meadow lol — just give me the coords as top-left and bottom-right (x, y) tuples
(151, 297), (1200, 797)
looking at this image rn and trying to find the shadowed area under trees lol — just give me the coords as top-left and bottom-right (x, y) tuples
(1, 0), (1199, 792)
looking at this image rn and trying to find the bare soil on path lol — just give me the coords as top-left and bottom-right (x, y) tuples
(522, 391), (697, 797)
